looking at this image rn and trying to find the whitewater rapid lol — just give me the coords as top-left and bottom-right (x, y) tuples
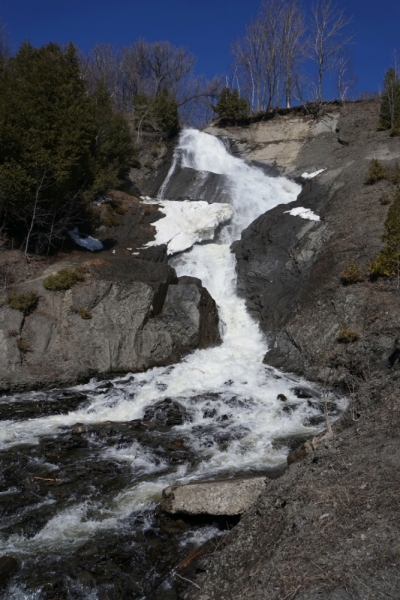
(0, 130), (346, 563)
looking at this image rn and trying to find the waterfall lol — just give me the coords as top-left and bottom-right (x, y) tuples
(0, 130), (347, 595)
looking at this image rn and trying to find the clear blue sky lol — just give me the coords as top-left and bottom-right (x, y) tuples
(1, 0), (399, 97)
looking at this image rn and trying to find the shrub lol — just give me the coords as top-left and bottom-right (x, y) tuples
(365, 159), (386, 184)
(150, 143), (161, 158)
(386, 162), (400, 184)
(16, 337), (32, 352)
(380, 193), (391, 205)
(340, 262), (363, 285)
(370, 187), (400, 278)
(8, 329), (18, 337)
(72, 307), (92, 320)
(113, 202), (127, 215)
(144, 160), (153, 170)
(337, 328), (360, 343)
(101, 205), (119, 227)
(7, 290), (39, 314)
(43, 267), (84, 291)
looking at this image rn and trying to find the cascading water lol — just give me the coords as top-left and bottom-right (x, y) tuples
(0, 130), (346, 599)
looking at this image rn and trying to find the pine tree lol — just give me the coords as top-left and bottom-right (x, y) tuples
(153, 89), (179, 138)
(133, 89), (179, 138)
(378, 68), (400, 134)
(89, 79), (136, 196)
(0, 42), (136, 253)
(370, 187), (400, 279)
(214, 88), (249, 123)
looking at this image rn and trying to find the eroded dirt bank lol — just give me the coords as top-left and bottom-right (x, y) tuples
(181, 100), (400, 599)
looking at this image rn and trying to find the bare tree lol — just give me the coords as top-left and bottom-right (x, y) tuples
(231, 0), (307, 112)
(80, 43), (121, 104)
(231, 19), (268, 112)
(260, 0), (292, 110)
(281, 0), (306, 108)
(336, 50), (356, 102)
(308, 0), (353, 103)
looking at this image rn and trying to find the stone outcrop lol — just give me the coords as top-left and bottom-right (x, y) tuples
(161, 477), (268, 516)
(0, 256), (221, 393)
(160, 165), (231, 203)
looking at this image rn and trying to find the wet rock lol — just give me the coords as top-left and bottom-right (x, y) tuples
(0, 556), (18, 585)
(95, 381), (114, 392)
(78, 569), (97, 588)
(161, 477), (268, 516)
(143, 399), (188, 427)
(292, 387), (316, 399)
(160, 165), (231, 204)
(277, 394), (287, 401)
(72, 424), (87, 435)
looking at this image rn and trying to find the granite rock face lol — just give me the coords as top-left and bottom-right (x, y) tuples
(161, 477), (268, 516)
(0, 259), (221, 392)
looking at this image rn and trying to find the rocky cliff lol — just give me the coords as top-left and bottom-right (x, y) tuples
(182, 100), (400, 600)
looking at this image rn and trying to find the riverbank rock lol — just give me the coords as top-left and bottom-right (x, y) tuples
(161, 477), (268, 516)
(0, 255), (220, 393)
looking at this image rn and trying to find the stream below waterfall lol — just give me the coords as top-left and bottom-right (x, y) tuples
(0, 130), (347, 599)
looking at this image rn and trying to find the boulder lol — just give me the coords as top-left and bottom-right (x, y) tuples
(135, 282), (221, 369)
(161, 477), (268, 516)
(0, 264), (220, 392)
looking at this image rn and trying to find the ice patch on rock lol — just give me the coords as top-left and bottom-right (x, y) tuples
(284, 207), (320, 221)
(68, 228), (103, 251)
(143, 199), (233, 255)
(301, 169), (326, 179)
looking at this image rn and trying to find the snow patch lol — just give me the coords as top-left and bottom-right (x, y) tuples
(68, 228), (103, 251)
(301, 169), (326, 179)
(284, 207), (320, 221)
(143, 199), (233, 255)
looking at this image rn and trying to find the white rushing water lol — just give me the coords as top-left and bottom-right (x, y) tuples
(0, 129), (346, 557)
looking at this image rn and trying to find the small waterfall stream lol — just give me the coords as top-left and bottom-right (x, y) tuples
(0, 130), (346, 599)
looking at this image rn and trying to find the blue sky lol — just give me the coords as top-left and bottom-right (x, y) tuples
(1, 0), (399, 98)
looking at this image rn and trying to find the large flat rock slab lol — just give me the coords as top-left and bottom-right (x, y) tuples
(161, 477), (268, 516)
(0, 275), (220, 393)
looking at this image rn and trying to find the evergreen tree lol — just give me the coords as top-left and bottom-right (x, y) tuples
(0, 42), (136, 253)
(89, 79), (137, 196)
(133, 89), (179, 138)
(370, 187), (400, 278)
(378, 68), (400, 134)
(214, 88), (249, 122)
(153, 89), (179, 138)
